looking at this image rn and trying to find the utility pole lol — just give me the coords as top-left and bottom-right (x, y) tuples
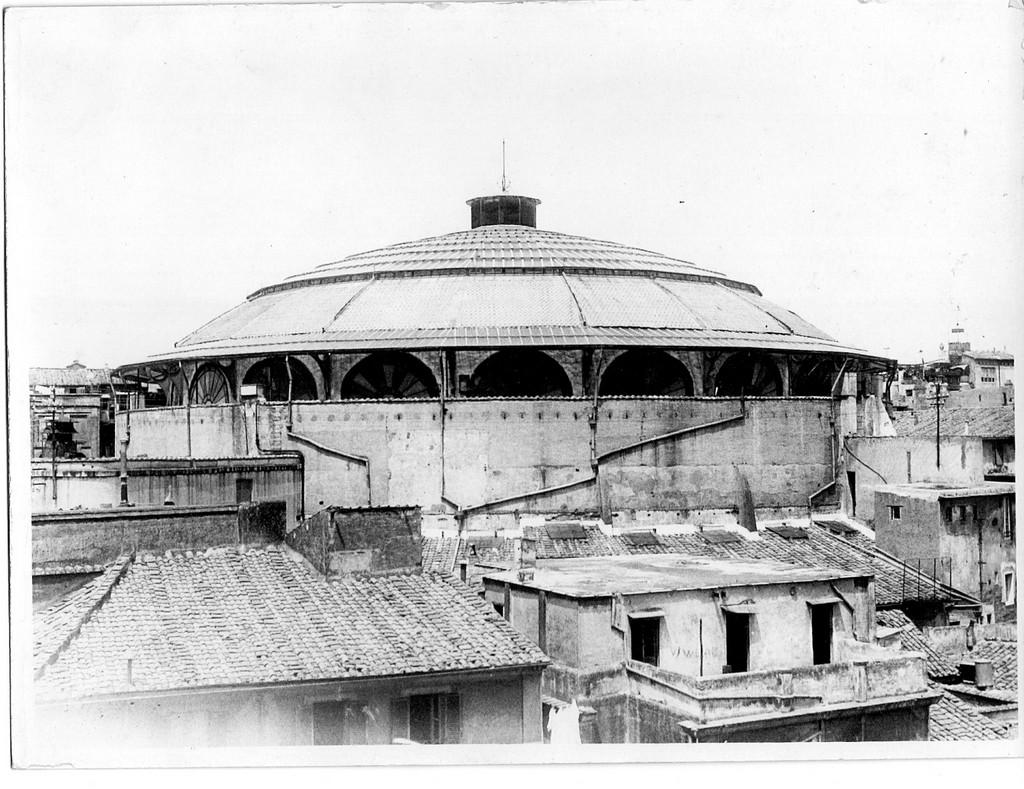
(50, 387), (58, 505)
(927, 377), (948, 469)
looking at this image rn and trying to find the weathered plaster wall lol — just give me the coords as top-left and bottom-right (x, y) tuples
(843, 436), (986, 523)
(874, 490), (1015, 620)
(123, 396), (838, 519)
(31, 457), (302, 525)
(33, 670), (543, 750)
(493, 578), (868, 677)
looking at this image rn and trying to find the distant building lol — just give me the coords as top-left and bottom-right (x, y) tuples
(843, 405), (1015, 527)
(33, 545), (548, 750)
(873, 483), (1016, 623)
(482, 551), (941, 743)
(29, 362), (123, 458)
(960, 349), (1015, 390)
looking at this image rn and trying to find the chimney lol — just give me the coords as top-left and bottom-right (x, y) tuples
(467, 195), (541, 229)
(974, 659), (994, 689)
(518, 537), (537, 582)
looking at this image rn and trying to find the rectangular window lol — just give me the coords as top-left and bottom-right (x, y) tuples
(235, 478), (254, 504)
(1003, 570), (1016, 607)
(888, 505), (902, 521)
(981, 367), (996, 383)
(724, 611), (750, 673)
(629, 616), (661, 666)
(810, 604), (834, 665)
(311, 701), (368, 746)
(391, 693), (460, 744)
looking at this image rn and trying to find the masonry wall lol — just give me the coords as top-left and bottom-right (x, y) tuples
(31, 457), (302, 525)
(874, 491), (1015, 621)
(121, 396), (838, 520)
(489, 577), (870, 677)
(32, 669), (544, 751)
(842, 436), (986, 523)
(31, 501), (286, 572)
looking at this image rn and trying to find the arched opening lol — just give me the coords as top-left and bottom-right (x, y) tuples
(340, 352), (439, 399)
(189, 365), (232, 404)
(790, 356), (838, 397)
(469, 350), (573, 397)
(714, 352), (782, 397)
(144, 382), (168, 408)
(598, 350), (694, 397)
(243, 357), (318, 401)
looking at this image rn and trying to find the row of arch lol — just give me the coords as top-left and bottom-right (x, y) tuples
(180, 349), (841, 405)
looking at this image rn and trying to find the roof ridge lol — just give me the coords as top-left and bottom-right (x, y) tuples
(34, 554), (135, 681)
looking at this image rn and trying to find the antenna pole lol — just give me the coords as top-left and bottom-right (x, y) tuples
(501, 140), (508, 193)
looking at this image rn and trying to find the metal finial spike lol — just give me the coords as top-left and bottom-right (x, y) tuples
(501, 140), (509, 193)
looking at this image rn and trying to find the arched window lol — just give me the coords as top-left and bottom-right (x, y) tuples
(599, 350), (694, 397)
(243, 357), (318, 401)
(714, 352), (782, 397)
(189, 364), (232, 404)
(469, 350), (573, 397)
(340, 352), (439, 399)
(790, 357), (838, 397)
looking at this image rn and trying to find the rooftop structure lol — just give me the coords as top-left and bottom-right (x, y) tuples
(433, 519), (983, 614)
(33, 544), (548, 748)
(481, 549), (940, 742)
(483, 553), (860, 599)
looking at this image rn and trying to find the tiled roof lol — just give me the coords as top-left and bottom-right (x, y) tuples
(968, 638), (1018, 695)
(875, 609), (960, 682)
(29, 365), (116, 388)
(439, 521), (976, 607)
(420, 537), (460, 574)
(35, 546), (547, 702)
(963, 349), (1014, 362)
(928, 685), (1009, 741)
(34, 557), (133, 676)
(893, 406), (1015, 439)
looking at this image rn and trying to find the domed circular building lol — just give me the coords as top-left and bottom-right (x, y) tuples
(119, 195), (893, 525)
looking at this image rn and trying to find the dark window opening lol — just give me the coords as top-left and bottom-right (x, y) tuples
(598, 350), (694, 397)
(810, 604), (834, 665)
(468, 349), (572, 397)
(311, 701), (367, 746)
(243, 357), (318, 401)
(714, 351), (782, 397)
(723, 611), (750, 673)
(629, 617), (661, 666)
(235, 478), (253, 504)
(888, 505), (902, 521)
(395, 693), (461, 745)
(847, 471), (857, 517)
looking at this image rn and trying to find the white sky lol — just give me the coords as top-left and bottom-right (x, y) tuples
(6, 0), (1024, 368)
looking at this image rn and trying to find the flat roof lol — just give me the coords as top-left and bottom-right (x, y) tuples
(483, 553), (862, 599)
(876, 482), (1015, 501)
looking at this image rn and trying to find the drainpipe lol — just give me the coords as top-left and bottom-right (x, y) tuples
(181, 363), (194, 459)
(285, 355), (294, 429)
(438, 349), (453, 513)
(590, 348), (605, 518)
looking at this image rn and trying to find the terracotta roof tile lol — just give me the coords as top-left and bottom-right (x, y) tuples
(35, 546), (547, 702)
(875, 609), (960, 682)
(928, 685), (1010, 741)
(893, 406), (1014, 439)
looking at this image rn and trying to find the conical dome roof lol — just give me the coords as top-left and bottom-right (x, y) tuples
(144, 197), (873, 364)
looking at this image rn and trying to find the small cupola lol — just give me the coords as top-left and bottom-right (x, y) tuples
(466, 194), (541, 228)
